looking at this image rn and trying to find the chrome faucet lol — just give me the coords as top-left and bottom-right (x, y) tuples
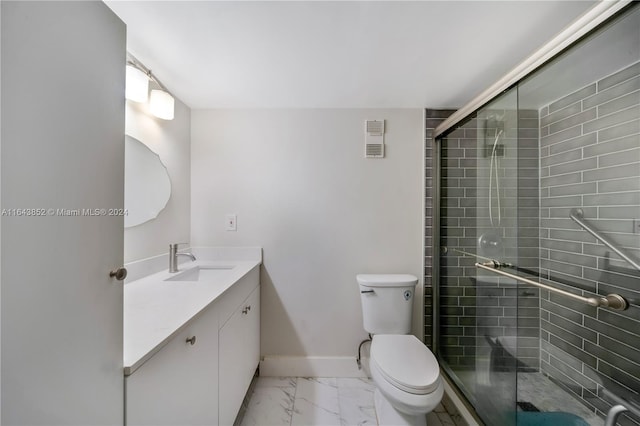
(169, 243), (196, 273)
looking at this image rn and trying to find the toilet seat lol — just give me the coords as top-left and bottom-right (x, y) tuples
(371, 335), (440, 395)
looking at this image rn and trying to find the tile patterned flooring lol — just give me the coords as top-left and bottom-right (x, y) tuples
(238, 376), (463, 426)
(517, 373), (602, 426)
(454, 370), (603, 426)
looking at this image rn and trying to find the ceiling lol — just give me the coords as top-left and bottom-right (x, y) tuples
(105, 1), (597, 110)
(519, 4), (640, 110)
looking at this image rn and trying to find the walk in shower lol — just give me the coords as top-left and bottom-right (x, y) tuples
(431, 2), (640, 425)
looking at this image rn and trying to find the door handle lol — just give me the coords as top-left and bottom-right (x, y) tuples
(109, 267), (128, 281)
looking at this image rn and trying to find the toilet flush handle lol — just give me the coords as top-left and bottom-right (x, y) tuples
(360, 289), (375, 294)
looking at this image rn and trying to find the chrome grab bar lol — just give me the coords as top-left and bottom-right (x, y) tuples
(604, 405), (629, 426)
(475, 261), (628, 311)
(569, 208), (640, 272)
(602, 388), (640, 426)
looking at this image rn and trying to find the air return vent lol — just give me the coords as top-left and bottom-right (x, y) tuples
(366, 143), (384, 157)
(364, 119), (385, 158)
(366, 120), (384, 135)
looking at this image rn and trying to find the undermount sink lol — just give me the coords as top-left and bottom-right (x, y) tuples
(164, 265), (235, 282)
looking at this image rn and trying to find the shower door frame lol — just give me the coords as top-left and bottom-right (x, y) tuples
(431, 106), (524, 424)
(430, 114), (492, 421)
(432, 0), (631, 139)
(428, 1), (638, 422)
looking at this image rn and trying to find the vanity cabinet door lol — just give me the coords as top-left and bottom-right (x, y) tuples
(219, 286), (260, 426)
(126, 306), (219, 426)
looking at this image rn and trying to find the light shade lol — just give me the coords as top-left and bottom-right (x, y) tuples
(149, 89), (175, 120)
(125, 65), (149, 102)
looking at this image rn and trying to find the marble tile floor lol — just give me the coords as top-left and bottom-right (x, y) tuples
(238, 376), (462, 426)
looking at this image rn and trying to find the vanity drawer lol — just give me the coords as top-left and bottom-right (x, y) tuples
(217, 265), (259, 327)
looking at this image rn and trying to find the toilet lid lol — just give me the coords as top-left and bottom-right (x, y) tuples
(357, 274), (418, 287)
(371, 335), (440, 395)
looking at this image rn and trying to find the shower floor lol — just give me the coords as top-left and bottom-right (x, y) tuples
(454, 370), (603, 425)
(517, 372), (601, 425)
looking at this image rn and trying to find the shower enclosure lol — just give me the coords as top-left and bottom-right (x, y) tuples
(432, 3), (640, 425)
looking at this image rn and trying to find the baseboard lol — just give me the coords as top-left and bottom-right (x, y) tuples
(260, 356), (369, 378)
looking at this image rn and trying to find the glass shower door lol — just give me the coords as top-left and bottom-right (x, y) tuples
(514, 4), (640, 425)
(437, 90), (524, 425)
(435, 4), (640, 426)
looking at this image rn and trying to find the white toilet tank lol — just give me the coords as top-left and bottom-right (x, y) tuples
(358, 274), (418, 334)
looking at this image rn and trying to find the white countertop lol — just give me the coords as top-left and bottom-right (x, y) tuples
(124, 248), (261, 375)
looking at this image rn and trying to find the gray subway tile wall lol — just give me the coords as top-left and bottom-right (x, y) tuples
(539, 60), (640, 425)
(425, 109), (456, 350)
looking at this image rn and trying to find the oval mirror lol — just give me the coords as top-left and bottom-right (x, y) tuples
(124, 135), (171, 228)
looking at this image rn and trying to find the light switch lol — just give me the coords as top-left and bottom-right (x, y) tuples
(226, 214), (237, 231)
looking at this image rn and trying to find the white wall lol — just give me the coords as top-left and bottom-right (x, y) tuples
(191, 109), (424, 368)
(124, 85), (191, 263)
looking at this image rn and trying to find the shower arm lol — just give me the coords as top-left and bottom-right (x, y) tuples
(569, 208), (640, 272)
(475, 261), (628, 311)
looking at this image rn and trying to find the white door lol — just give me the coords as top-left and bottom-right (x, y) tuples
(1, 2), (126, 424)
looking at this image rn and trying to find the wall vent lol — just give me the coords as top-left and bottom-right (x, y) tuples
(366, 120), (384, 135)
(364, 119), (385, 158)
(365, 143), (384, 157)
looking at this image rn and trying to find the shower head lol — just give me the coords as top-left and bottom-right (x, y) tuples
(484, 115), (504, 139)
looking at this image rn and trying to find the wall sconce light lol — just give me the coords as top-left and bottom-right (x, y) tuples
(125, 54), (175, 121)
(125, 65), (149, 103)
(149, 89), (175, 120)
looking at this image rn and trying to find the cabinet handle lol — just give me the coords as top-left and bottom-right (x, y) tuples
(186, 336), (196, 346)
(242, 305), (251, 315)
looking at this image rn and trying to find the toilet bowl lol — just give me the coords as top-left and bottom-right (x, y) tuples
(370, 334), (444, 425)
(357, 274), (443, 426)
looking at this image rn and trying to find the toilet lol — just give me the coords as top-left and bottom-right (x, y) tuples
(358, 274), (444, 426)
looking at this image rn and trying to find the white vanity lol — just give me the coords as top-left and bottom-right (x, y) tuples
(123, 247), (261, 426)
